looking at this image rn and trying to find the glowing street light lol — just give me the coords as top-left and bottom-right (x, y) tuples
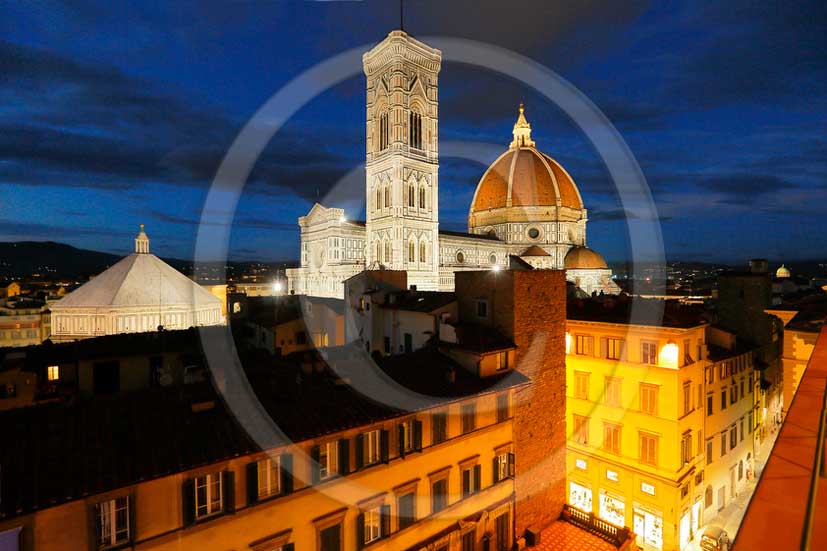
(492, 264), (501, 272)
(273, 281), (283, 294)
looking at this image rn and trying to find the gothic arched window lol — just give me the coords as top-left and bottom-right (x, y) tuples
(408, 183), (415, 207)
(409, 111), (422, 149)
(408, 241), (415, 263)
(419, 186), (426, 209)
(384, 186), (391, 208)
(379, 112), (389, 151)
(376, 187), (382, 210)
(384, 241), (391, 263)
(419, 241), (426, 264)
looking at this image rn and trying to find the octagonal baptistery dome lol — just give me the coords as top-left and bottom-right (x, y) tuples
(468, 104), (587, 268)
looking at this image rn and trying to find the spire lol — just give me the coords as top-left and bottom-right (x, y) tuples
(135, 224), (150, 254)
(509, 102), (535, 149)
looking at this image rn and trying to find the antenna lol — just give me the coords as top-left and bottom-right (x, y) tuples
(400, 0), (404, 31)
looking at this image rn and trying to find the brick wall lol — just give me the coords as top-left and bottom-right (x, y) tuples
(455, 270), (567, 538)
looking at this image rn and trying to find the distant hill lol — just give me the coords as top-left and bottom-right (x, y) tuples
(0, 241), (191, 281)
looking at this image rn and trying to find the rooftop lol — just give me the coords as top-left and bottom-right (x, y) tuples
(567, 295), (708, 329)
(384, 290), (456, 313)
(0, 341), (527, 521)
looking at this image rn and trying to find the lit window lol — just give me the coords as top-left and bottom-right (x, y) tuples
(195, 472), (223, 519)
(95, 496), (130, 548)
(604, 377), (622, 407)
(47, 365), (59, 381)
(603, 422), (621, 454)
(575, 334), (593, 356)
(607, 338), (624, 360)
(363, 429), (381, 465)
(681, 432), (693, 465)
(362, 506), (383, 544)
(317, 442), (337, 480)
(493, 452), (514, 483)
(496, 351), (509, 371)
(257, 457), (281, 498)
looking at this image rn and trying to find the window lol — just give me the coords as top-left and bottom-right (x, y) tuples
(384, 336), (391, 354)
(462, 531), (475, 551)
(432, 412), (447, 445)
(257, 457), (281, 498)
(461, 464), (481, 498)
(603, 422), (621, 454)
(683, 382), (692, 415)
(398, 492), (415, 530)
(574, 371), (590, 400)
(573, 414), (589, 445)
(740, 379), (745, 400)
(641, 341), (658, 364)
(496, 513), (509, 551)
(409, 111), (422, 149)
(399, 419), (418, 455)
(730, 385), (737, 405)
(379, 112), (389, 150)
(681, 432), (693, 465)
(721, 390), (727, 411)
(384, 241), (391, 263)
(195, 472), (223, 519)
(640, 432), (658, 465)
(496, 393), (510, 422)
(420, 241), (426, 263)
(461, 402), (476, 434)
(575, 334), (593, 355)
(607, 338), (624, 360)
(47, 365), (59, 381)
(456, 251), (465, 263)
(494, 351), (510, 372)
(720, 433), (727, 457)
(409, 241), (415, 262)
(640, 383), (658, 415)
(320, 523), (341, 551)
(740, 419), (745, 442)
(706, 440), (713, 465)
(494, 452), (514, 482)
(705, 486), (713, 508)
(95, 496), (130, 548)
(363, 429), (381, 465)
(317, 442), (337, 481)
(706, 393), (714, 416)
(681, 483), (690, 499)
(730, 427), (737, 450)
(748, 410), (754, 433)
(605, 377), (621, 407)
(362, 506), (383, 544)
(431, 478), (448, 513)
(476, 300), (488, 319)
(384, 186), (391, 208)
(419, 187), (426, 209)
(683, 339), (694, 365)
(527, 227), (540, 239)
(706, 366), (714, 384)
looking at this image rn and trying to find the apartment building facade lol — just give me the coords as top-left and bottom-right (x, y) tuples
(565, 301), (708, 551)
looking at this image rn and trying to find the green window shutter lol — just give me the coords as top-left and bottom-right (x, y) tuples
(281, 454), (294, 494)
(246, 462), (258, 504)
(398, 424), (406, 458)
(311, 445), (321, 485)
(473, 464), (481, 493)
(508, 452), (516, 477)
(380, 504), (391, 538)
(338, 438), (350, 475)
(355, 434), (364, 470)
(380, 430), (390, 463)
(356, 513), (365, 550)
(223, 470), (236, 514)
(493, 456), (500, 484)
(181, 478), (195, 526)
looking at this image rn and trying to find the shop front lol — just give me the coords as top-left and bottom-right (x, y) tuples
(599, 489), (626, 527)
(569, 481), (593, 513)
(633, 503), (664, 550)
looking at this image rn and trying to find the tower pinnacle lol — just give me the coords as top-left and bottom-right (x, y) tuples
(509, 102), (535, 149)
(135, 224), (150, 254)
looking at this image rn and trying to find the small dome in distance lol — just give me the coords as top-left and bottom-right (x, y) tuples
(775, 264), (791, 278)
(564, 246), (608, 270)
(522, 245), (550, 257)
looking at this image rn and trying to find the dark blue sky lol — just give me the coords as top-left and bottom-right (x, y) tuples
(1, 1), (825, 263)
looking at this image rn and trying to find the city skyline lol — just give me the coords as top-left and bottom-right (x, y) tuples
(2, 1), (825, 264)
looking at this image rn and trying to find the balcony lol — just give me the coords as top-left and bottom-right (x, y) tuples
(560, 504), (634, 549)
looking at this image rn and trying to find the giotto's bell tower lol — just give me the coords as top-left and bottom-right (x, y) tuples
(363, 30), (441, 290)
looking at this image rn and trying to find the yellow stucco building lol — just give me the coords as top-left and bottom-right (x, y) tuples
(565, 299), (708, 551)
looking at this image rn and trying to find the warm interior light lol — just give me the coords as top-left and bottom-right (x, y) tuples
(565, 332), (572, 354)
(660, 341), (679, 368)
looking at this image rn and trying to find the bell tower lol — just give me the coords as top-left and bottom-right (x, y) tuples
(363, 30), (441, 290)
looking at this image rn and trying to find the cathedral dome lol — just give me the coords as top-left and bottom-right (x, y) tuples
(564, 246), (608, 270)
(522, 245), (550, 257)
(776, 264), (791, 278)
(468, 104), (584, 224)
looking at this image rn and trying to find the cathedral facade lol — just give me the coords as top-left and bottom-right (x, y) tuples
(287, 30), (618, 298)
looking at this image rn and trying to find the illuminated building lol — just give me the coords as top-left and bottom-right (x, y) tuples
(286, 30), (618, 299)
(49, 226), (223, 342)
(564, 297), (708, 551)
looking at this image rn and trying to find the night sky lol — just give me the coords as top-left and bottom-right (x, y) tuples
(2, 1), (825, 264)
